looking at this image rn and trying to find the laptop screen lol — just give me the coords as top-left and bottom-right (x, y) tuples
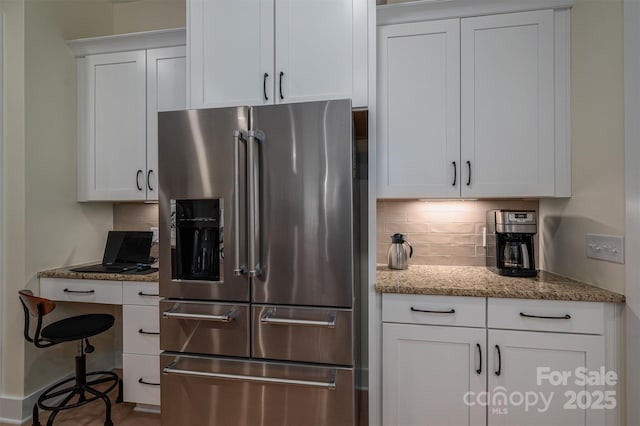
(102, 231), (153, 265)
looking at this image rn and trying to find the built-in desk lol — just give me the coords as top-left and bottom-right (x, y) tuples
(38, 264), (161, 408)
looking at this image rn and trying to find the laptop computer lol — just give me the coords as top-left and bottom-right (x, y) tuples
(71, 231), (153, 273)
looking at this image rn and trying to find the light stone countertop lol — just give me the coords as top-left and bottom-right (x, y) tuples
(38, 263), (159, 283)
(376, 264), (625, 303)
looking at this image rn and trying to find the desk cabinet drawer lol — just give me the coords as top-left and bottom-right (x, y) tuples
(488, 298), (605, 335)
(123, 305), (160, 355)
(382, 294), (486, 327)
(123, 282), (159, 306)
(40, 278), (122, 304)
(123, 353), (160, 406)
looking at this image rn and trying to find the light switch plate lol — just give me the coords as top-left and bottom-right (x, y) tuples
(586, 234), (624, 264)
(150, 226), (159, 243)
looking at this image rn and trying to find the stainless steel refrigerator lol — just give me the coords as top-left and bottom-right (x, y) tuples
(157, 99), (360, 426)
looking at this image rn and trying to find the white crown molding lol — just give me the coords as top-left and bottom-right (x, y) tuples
(66, 28), (186, 57)
(377, 0), (574, 25)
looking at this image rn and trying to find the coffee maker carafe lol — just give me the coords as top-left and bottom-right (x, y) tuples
(486, 210), (537, 277)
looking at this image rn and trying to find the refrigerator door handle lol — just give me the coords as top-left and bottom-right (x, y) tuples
(233, 130), (246, 277)
(162, 308), (236, 323)
(247, 130), (263, 277)
(260, 308), (337, 328)
(163, 362), (337, 390)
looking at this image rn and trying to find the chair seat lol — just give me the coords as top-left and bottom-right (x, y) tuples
(41, 314), (114, 343)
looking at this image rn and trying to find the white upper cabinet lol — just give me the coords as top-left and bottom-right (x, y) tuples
(275, 0), (352, 104)
(377, 7), (570, 199)
(461, 10), (555, 197)
(377, 19), (460, 198)
(147, 46), (188, 201)
(188, 0), (274, 107)
(72, 29), (187, 202)
(80, 51), (148, 201)
(188, 0), (367, 108)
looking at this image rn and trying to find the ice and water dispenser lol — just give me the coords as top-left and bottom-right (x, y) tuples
(171, 199), (222, 282)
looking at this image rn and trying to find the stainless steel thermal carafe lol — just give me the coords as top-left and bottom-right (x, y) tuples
(388, 233), (413, 270)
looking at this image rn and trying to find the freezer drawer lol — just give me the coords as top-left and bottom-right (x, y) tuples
(160, 300), (249, 357)
(252, 305), (353, 365)
(160, 354), (356, 426)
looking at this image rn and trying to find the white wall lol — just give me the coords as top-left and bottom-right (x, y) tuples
(0, 0), (27, 402)
(113, 0), (185, 34)
(22, 0), (116, 397)
(539, 0), (625, 294)
(624, 1), (640, 425)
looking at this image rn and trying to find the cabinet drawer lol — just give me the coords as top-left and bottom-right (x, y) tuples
(40, 278), (122, 304)
(488, 298), (604, 335)
(123, 282), (159, 306)
(382, 294), (485, 327)
(123, 353), (160, 406)
(123, 305), (160, 355)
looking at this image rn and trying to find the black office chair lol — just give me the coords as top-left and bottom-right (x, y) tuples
(19, 290), (123, 426)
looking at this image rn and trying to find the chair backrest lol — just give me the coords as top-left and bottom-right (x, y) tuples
(18, 289), (55, 317)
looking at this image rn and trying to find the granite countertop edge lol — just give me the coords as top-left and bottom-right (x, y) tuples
(38, 263), (159, 283)
(375, 265), (626, 304)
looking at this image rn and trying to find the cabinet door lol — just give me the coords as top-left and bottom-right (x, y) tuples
(79, 51), (147, 201)
(275, 0), (353, 104)
(147, 46), (187, 201)
(461, 10), (555, 197)
(377, 20), (460, 198)
(188, 0), (274, 108)
(488, 330), (606, 426)
(383, 323), (486, 426)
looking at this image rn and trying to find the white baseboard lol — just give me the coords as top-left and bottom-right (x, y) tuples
(0, 351), (117, 424)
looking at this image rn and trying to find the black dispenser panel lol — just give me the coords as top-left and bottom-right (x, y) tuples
(172, 199), (222, 282)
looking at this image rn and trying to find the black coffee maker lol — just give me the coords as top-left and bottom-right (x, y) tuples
(486, 210), (537, 277)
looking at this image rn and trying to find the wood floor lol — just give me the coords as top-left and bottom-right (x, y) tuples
(4, 380), (368, 426)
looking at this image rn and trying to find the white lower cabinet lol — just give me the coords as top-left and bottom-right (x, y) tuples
(122, 282), (160, 407)
(382, 295), (618, 426)
(383, 323), (486, 426)
(487, 330), (605, 426)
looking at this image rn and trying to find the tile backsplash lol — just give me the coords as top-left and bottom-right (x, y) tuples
(113, 203), (160, 258)
(377, 199), (539, 266)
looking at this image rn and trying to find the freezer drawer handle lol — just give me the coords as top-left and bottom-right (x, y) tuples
(163, 364), (337, 390)
(260, 309), (336, 328)
(162, 308), (235, 323)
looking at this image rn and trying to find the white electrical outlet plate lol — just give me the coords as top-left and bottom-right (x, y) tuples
(150, 226), (159, 243)
(586, 234), (624, 264)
